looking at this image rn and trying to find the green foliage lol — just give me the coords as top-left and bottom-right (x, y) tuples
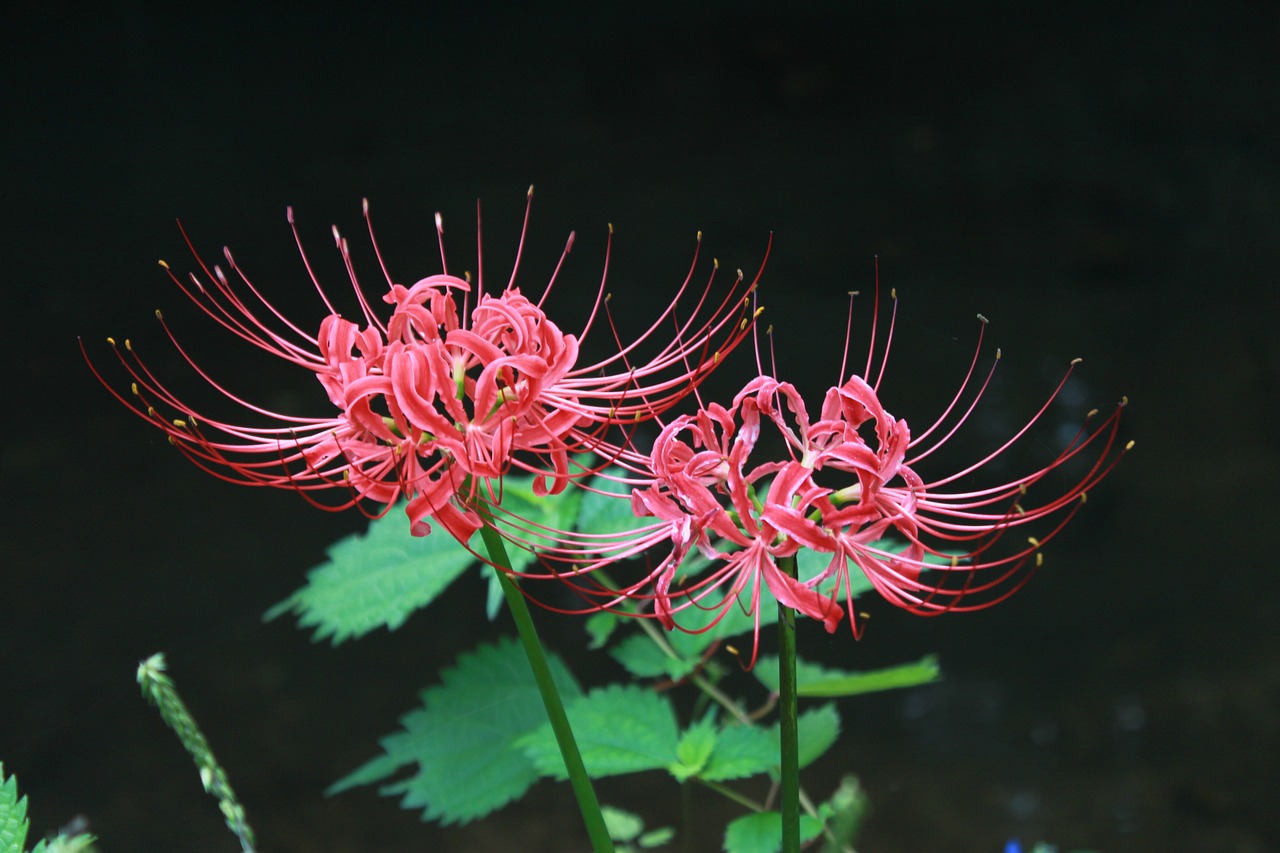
(519, 684), (680, 780)
(1, 763), (31, 853)
(1, 764), (97, 853)
(816, 775), (868, 853)
(266, 469), (587, 640)
(137, 654), (256, 852)
(299, 461), (948, 848)
(330, 637), (581, 826)
(481, 475), (583, 620)
(670, 717), (718, 782)
(699, 724), (776, 783)
(265, 506), (480, 644)
(722, 811), (823, 853)
(753, 654), (940, 698)
(602, 806), (674, 851)
(33, 836), (97, 853)
(789, 704), (841, 770)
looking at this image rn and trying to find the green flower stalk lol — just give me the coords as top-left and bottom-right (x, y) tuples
(136, 654), (256, 853)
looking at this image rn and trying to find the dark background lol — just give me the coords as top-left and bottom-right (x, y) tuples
(4, 2), (1277, 851)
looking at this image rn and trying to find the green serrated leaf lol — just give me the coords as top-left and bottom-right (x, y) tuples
(329, 637), (581, 826)
(609, 632), (694, 680)
(754, 654), (940, 698)
(669, 718), (717, 782)
(265, 506), (479, 644)
(519, 684), (680, 779)
(700, 724), (776, 782)
(722, 811), (823, 853)
(1, 763), (32, 853)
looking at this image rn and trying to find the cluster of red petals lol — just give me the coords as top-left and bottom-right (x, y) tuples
(525, 291), (1129, 665)
(84, 192), (762, 541)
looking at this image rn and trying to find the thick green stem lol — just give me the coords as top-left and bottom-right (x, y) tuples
(475, 513), (615, 853)
(777, 554), (801, 853)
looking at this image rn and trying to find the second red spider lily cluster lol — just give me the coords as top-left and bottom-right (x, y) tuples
(515, 279), (1128, 665)
(86, 190), (1129, 662)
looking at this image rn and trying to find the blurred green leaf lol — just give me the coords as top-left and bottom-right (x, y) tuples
(723, 811), (823, 853)
(818, 775), (868, 852)
(753, 655), (940, 698)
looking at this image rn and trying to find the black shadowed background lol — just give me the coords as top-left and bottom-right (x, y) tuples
(4, 2), (1277, 851)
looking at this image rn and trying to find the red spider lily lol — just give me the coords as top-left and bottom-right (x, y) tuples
(506, 272), (1129, 666)
(83, 189), (763, 541)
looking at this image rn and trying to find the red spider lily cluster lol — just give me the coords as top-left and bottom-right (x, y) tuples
(85, 188), (760, 541)
(507, 283), (1128, 665)
(86, 191), (1129, 660)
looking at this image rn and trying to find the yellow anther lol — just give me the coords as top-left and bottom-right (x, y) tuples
(766, 324), (774, 335)
(1087, 408), (1099, 418)
(155, 309), (163, 320)
(130, 382), (139, 396)
(167, 435), (177, 446)
(605, 293), (612, 302)
(739, 318), (748, 330)
(147, 407), (157, 416)
(1071, 357), (1083, 365)
(725, 644), (739, 656)
(848, 290), (860, 297)
(1120, 396), (1129, 407)
(1079, 492), (1088, 503)
(172, 419), (187, 428)
(608, 222), (614, 234)
(713, 351), (721, 364)
(890, 287), (897, 299)
(736, 268), (743, 279)
(106, 336), (116, 346)
(696, 230), (702, 242)
(158, 259), (170, 270)
(125, 339), (133, 351)
(1035, 552), (1044, 567)
(950, 556), (960, 568)
(995, 348), (1002, 359)
(858, 611), (871, 621)
(753, 306), (765, 318)
(1027, 536), (1041, 548)
(526, 184), (534, 198)
(713, 257), (719, 269)
(1125, 440), (1136, 450)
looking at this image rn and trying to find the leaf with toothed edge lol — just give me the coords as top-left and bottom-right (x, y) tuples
(328, 637), (581, 826)
(264, 504), (480, 644)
